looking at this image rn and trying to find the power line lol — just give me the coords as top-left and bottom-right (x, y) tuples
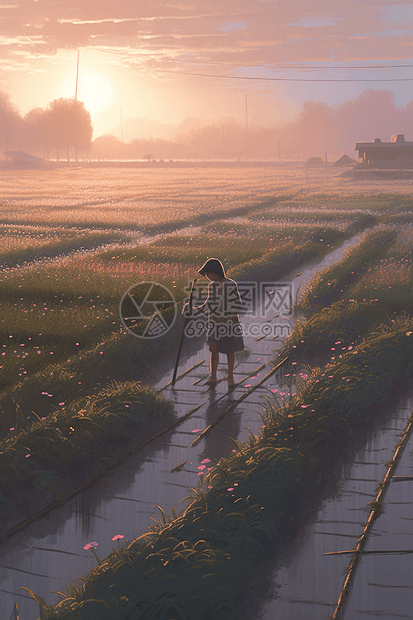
(157, 69), (413, 82)
(177, 59), (413, 70)
(90, 46), (413, 81)
(91, 47), (413, 71)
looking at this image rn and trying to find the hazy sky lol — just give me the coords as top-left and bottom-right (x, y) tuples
(1, 0), (413, 136)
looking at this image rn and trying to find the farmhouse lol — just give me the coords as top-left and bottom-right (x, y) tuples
(354, 134), (413, 168)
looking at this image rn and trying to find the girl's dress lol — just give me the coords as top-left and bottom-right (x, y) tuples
(204, 278), (244, 354)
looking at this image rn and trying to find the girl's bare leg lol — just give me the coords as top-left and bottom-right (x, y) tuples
(227, 352), (235, 386)
(207, 342), (219, 383)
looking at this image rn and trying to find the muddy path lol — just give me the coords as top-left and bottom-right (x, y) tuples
(1, 233), (367, 619)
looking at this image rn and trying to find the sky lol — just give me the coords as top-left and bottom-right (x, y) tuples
(1, 0), (413, 138)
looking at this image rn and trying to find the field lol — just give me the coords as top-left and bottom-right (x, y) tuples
(2, 163), (413, 619)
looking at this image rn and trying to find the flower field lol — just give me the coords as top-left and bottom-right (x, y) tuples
(2, 165), (413, 619)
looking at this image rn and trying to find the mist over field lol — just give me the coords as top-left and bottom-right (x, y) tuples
(1, 88), (413, 162)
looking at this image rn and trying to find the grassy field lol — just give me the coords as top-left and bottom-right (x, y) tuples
(1, 166), (413, 618)
(23, 202), (413, 620)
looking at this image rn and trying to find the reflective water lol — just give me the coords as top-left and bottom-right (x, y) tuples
(0, 234), (365, 619)
(243, 389), (413, 619)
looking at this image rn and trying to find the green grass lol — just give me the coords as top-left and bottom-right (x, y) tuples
(35, 320), (413, 620)
(0, 230), (126, 269)
(298, 227), (398, 315)
(0, 381), (175, 509)
(0, 211), (358, 395)
(0, 195), (379, 512)
(8, 187), (413, 618)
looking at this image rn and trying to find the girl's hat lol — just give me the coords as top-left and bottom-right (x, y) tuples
(198, 258), (226, 278)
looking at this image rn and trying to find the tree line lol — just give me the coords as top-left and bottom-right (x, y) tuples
(0, 92), (92, 161)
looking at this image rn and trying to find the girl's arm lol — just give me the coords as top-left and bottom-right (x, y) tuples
(183, 282), (214, 317)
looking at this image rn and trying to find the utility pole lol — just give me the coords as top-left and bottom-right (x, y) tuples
(73, 50), (80, 162)
(75, 50), (80, 100)
(245, 94), (248, 158)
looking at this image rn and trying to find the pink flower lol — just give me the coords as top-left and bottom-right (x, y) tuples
(84, 542), (98, 550)
(227, 487), (234, 491)
(201, 458), (211, 464)
(244, 384), (251, 388)
(198, 465), (206, 470)
(191, 429), (201, 433)
(112, 535), (124, 541)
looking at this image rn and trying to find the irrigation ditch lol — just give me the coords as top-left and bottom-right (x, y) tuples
(1, 231), (377, 619)
(236, 380), (413, 620)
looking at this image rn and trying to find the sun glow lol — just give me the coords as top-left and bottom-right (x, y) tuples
(58, 69), (115, 119)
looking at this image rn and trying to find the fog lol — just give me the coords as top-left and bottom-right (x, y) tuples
(2, 88), (413, 161)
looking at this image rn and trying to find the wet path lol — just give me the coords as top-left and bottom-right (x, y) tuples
(246, 387), (413, 620)
(0, 234), (364, 619)
(341, 411), (413, 620)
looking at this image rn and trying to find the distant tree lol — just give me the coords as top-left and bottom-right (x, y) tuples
(89, 134), (124, 160)
(24, 107), (51, 156)
(0, 91), (23, 156)
(43, 98), (93, 161)
(142, 153), (153, 162)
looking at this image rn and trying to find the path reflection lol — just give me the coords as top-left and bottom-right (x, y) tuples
(201, 389), (241, 464)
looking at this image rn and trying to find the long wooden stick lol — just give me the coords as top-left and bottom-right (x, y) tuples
(172, 278), (197, 384)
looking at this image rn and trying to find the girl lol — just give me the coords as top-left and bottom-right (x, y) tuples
(189, 258), (244, 387)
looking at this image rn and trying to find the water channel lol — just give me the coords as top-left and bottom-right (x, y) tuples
(242, 386), (413, 619)
(2, 231), (388, 619)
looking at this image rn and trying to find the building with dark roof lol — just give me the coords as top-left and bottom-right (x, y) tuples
(354, 135), (413, 168)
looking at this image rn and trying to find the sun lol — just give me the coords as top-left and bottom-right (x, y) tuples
(58, 69), (115, 119)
